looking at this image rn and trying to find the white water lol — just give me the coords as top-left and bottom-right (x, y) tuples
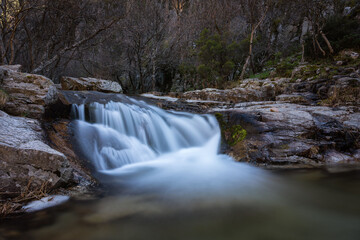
(72, 97), (275, 201)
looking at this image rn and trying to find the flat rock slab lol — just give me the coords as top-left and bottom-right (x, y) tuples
(61, 76), (122, 93)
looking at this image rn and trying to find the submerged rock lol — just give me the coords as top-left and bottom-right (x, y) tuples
(22, 195), (70, 212)
(60, 76), (122, 93)
(0, 111), (74, 198)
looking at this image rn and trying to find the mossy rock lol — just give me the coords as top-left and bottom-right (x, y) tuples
(224, 125), (247, 146)
(215, 112), (247, 146)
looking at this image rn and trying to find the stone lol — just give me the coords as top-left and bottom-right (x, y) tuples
(0, 65), (22, 72)
(276, 94), (308, 104)
(340, 50), (359, 60)
(60, 76), (122, 93)
(179, 78), (289, 103)
(211, 103), (360, 168)
(336, 61), (344, 66)
(22, 195), (70, 212)
(0, 65), (58, 119)
(0, 111), (74, 198)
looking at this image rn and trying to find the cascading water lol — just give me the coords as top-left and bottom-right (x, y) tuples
(72, 97), (274, 201)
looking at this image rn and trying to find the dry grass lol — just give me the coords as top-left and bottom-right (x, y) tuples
(0, 179), (51, 218)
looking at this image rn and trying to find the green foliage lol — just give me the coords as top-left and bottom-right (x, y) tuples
(323, 15), (360, 52)
(226, 125), (247, 146)
(265, 52), (300, 78)
(305, 13), (360, 59)
(215, 113), (247, 146)
(249, 71), (271, 79)
(179, 63), (197, 77)
(276, 60), (297, 77)
(194, 28), (242, 88)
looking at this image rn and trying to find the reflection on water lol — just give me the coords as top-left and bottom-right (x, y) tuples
(1, 169), (360, 240)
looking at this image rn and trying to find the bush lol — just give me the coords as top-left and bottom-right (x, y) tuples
(305, 13), (360, 58)
(195, 28), (243, 88)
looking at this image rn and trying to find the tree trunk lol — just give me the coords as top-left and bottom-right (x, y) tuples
(320, 30), (334, 54)
(315, 36), (326, 56)
(240, 6), (268, 80)
(151, 54), (156, 91)
(301, 41), (305, 63)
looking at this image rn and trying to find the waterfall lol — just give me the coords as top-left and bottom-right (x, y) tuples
(72, 97), (274, 201)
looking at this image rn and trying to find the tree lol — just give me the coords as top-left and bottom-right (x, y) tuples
(195, 28), (241, 88)
(239, 0), (271, 80)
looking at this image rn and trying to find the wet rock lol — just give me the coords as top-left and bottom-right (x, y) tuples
(0, 65), (58, 119)
(211, 103), (360, 168)
(22, 195), (70, 212)
(60, 76), (122, 93)
(0, 111), (74, 198)
(44, 119), (95, 190)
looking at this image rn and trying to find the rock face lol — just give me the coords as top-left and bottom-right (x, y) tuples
(0, 65), (58, 119)
(214, 103), (360, 168)
(60, 76), (122, 93)
(0, 111), (74, 199)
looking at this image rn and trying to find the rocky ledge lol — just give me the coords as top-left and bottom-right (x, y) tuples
(142, 60), (360, 169)
(0, 67), (123, 216)
(214, 103), (359, 168)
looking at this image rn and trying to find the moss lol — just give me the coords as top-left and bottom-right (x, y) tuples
(279, 144), (290, 150)
(249, 71), (271, 79)
(215, 112), (247, 146)
(225, 125), (247, 146)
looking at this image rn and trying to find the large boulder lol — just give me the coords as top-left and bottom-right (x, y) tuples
(0, 111), (74, 199)
(0, 65), (58, 119)
(214, 103), (360, 168)
(60, 76), (122, 93)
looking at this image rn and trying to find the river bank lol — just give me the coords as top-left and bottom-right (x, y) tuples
(0, 54), (359, 217)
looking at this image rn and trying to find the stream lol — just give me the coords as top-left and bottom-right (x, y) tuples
(1, 96), (359, 240)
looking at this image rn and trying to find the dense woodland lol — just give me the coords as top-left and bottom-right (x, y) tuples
(1, 0), (359, 93)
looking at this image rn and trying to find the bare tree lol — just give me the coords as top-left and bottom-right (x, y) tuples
(239, 0), (271, 80)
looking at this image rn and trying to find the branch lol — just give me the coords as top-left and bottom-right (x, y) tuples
(32, 16), (122, 74)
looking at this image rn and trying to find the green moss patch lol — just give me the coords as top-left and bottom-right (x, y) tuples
(215, 112), (247, 146)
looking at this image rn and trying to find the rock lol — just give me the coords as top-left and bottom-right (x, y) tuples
(325, 150), (353, 164)
(0, 65), (58, 119)
(60, 76), (122, 93)
(44, 119), (95, 188)
(0, 89), (8, 107)
(340, 50), (359, 60)
(336, 61), (344, 66)
(57, 90), (128, 105)
(210, 103), (360, 168)
(179, 78), (289, 103)
(22, 195), (70, 212)
(276, 93), (309, 104)
(0, 64), (22, 72)
(0, 111), (74, 198)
